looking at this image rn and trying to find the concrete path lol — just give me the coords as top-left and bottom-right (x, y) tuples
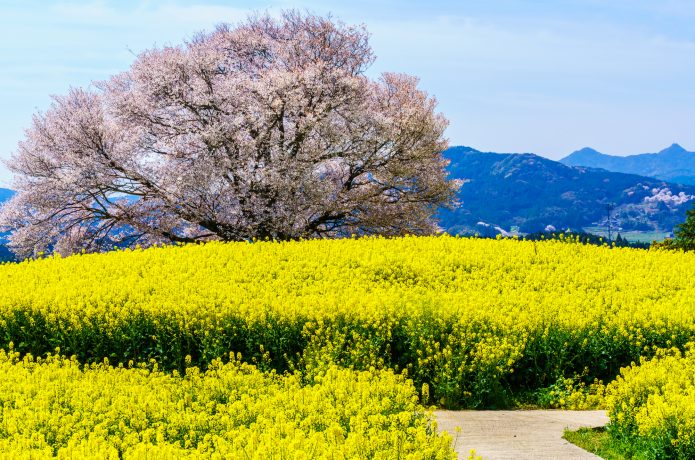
(435, 410), (609, 460)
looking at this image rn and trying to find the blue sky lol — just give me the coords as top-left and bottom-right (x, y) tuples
(1, 0), (695, 185)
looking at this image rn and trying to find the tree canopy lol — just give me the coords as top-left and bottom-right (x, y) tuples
(672, 206), (695, 251)
(0, 11), (458, 258)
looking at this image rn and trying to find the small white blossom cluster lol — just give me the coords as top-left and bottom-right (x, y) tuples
(644, 188), (693, 207)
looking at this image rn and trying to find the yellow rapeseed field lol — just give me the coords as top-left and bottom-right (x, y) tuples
(0, 235), (693, 409)
(0, 348), (454, 459)
(1, 235), (695, 456)
(606, 344), (695, 458)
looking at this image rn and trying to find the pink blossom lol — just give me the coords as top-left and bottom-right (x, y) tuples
(0, 11), (458, 258)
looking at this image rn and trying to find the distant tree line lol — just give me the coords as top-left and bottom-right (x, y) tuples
(522, 231), (650, 249)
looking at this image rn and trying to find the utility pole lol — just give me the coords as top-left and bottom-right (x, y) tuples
(606, 203), (614, 243)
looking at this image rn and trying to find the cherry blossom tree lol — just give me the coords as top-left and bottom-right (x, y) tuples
(0, 11), (459, 258)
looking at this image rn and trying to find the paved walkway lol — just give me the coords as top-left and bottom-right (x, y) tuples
(435, 410), (609, 460)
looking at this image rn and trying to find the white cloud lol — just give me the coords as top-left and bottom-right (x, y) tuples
(50, 1), (256, 28)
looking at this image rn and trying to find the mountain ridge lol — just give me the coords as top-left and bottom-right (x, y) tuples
(440, 146), (695, 236)
(560, 143), (695, 185)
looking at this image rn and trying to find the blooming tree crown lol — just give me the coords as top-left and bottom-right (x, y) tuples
(1, 11), (458, 257)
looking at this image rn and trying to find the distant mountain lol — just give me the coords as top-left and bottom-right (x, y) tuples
(0, 189), (14, 261)
(560, 143), (695, 185)
(0, 188), (13, 203)
(440, 146), (695, 235)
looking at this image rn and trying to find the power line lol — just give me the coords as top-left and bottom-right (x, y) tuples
(606, 203), (614, 243)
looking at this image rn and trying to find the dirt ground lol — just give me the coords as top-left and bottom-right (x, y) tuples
(435, 410), (609, 460)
